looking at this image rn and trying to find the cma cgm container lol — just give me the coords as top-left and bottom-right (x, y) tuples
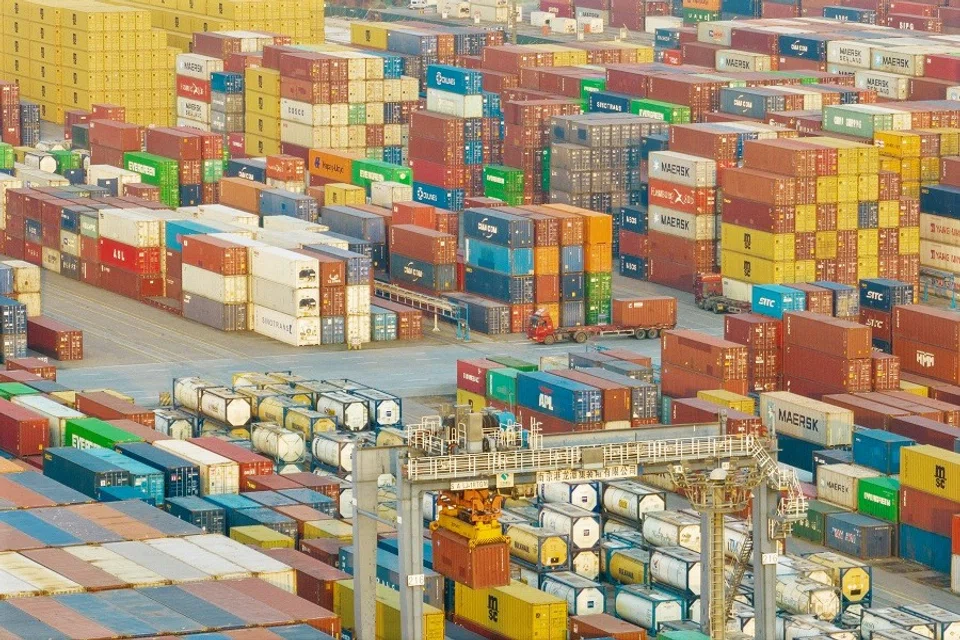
(42, 447), (130, 499)
(517, 372), (602, 424)
(116, 442), (201, 498)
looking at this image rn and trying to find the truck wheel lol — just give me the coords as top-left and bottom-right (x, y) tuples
(647, 329), (660, 339)
(574, 331), (588, 344)
(542, 334), (556, 345)
(634, 329), (645, 339)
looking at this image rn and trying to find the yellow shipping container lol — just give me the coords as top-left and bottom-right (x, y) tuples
(303, 519), (353, 541)
(795, 204), (817, 233)
(246, 67), (281, 96)
(721, 223), (795, 262)
(899, 380), (928, 397)
(921, 128), (959, 156)
(836, 175), (858, 203)
(721, 250), (793, 284)
(534, 246), (560, 276)
(900, 157), (921, 183)
(325, 183), (366, 206)
(697, 389), (755, 414)
(334, 580), (445, 640)
(875, 130), (921, 158)
(816, 176), (838, 204)
(815, 231), (837, 260)
(351, 21), (388, 50)
(921, 157), (940, 183)
(246, 90), (280, 119)
(899, 227), (919, 254)
(857, 173), (879, 201)
(229, 525), (294, 549)
(857, 256), (878, 280)
(857, 229), (878, 257)
(795, 260), (815, 283)
(836, 203), (858, 231)
(454, 581), (567, 640)
(456, 389), (486, 411)
(902, 181), (921, 199)
(901, 445), (960, 504)
(878, 201), (900, 228)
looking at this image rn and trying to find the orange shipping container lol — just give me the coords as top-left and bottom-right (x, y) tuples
(612, 297), (677, 328)
(308, 149), (359, 181)
(569, 613), (647, 640)
(534, 246), (560, 275)
(546, 204), (613, 244)
(431, 526), (510, 589)
(584, 243), (612, 272)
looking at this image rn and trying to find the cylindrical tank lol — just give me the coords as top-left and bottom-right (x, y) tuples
(251, 422), (305, 463)
(614, 585), (684, 631)
(231, 372), (277, 388)
(606, 547), (649, 585)
(258, 396), (309, 426)
(776, 577), (841, 621)
(316, 391), (369, 431)
(650, 547), (702, 596)
(901, 604), (960, 640)
(643, 511), (701, 552)
(803, 551), (872, 604)
(276, 463), (301, 474)
(376, 427), (406, 447)
(351, 388), (402, 427)
(602, 516), (634, 536)
(860, 608), (936, 639)
(284, 408), (333, 441)
(602, 480), (666, 522)
(724, 520), (752, 559)
(780, 615), (858, 640)
(778, 555), (833, 587)
(571, 549), (600, 581)
(311, 432), (356, 473)
(505, 523), (568, 568)
(540, 503), (601, 550)
(540, 572), (604, 616)
(539, 480), (600, 512)
(263, 384), (314, 407)
(339, 485), (353, 519)
(174, 378), (251, 427)
(153, 408), (195, 439)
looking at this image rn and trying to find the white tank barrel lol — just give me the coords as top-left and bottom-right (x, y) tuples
(539, 503), (601, 550)
(781, 615), (857, 640)
(571, 549), (600, 580)
(540, 571), (604, 616)
(650, 547), (702, 596)
(539, 480), (600, 512)
(900, 604), (960, 640)
(861, 608), (936, 639)
(316, 391), (369, 431)
(516, 563), (540, 587)
(614, 585), (684, 632)
(153, 409), (196, 440)
(643, 511), (701, 551)
(350, 388), (402, 427)
(778, 555), (833, 587)
(724, 520), (752, 559)
(251, 422), (305, 463)
(311, 432), (356, 473)
(602, 517), (634, 536)
(505, 523), (568, 568)
(776, 577), (841, 622)
(602, 480), (666, 522)
(174, 378), (251, 427)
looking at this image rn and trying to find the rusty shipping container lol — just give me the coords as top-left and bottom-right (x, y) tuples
(662, 330), (748, 381)
(431, 526), (510, 589)
(75, 392), (155, 427)
(783, 312), (872, 359)
(26, 317), (83, 361)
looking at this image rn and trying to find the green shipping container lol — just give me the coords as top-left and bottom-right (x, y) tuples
(351, 159), (412, 191)
(0, 143), (14, 169)
(542, 147), (551, 193)
(659, 631), (709, 640)
(630, 99), (692, 124)
(823, 106), (892, 139)
(64, 417), (144, 450)
(348, 104), (367, 125)
(580, 77), (606, 101)
(123, 152), (179, 187)
(486, 356), (538, 372)
(793, 499), (846, 544)
(857, 476), (899, 523)
(202, 159), (224, 184)
(50, 150), (82, 172)
(0, 383), (40, 400)
(682, 8), (720, 22)
(486, 368), (519, 406)
(483, 165), (524, 193)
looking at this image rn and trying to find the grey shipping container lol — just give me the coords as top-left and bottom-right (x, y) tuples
(231, 507), (298, 540)
(823, 512), (893, 559)
(182, 294), (248, 331)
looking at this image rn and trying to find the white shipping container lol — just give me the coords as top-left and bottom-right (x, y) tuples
(648, 207), (717, 241)
(181, 264), (248, 304)
(601, 480), (665, 522)
(0, 553), (81, 594)
(871, 47), (927, 76)
(0, 569), (41, 599)
(144, 537), (251, 580)
(816, 463), (880, 510)
(42, 247), (61, 274)
(176, 53), (224, 80)
(103, 541), (212, 583)
(642, 511), (701, 552)
(921, 239), (960, 274)
(153, 439), (241, 495)
(312, 432), (356, 473)
(370, 181), (413, 208)
(577, 17), (603, 33)
(2, 260), (40, 294)
(251, 422), (306, 463)
(649, 151), (717, 188)
(60, 230), (80, 257)
(470, 3), (511, 22)
(575, 6), (608, 20)
(98, 209), (162, 247)
(770, 86), (822, 111)
(781, 617), (857, 640)
(15, 292), (40, 317)
(280, 121), (330, 149)
(759, 391), (854, 447)
(530, 10), (552, 26)
(826, 63), (860, 76)
(346, 314), (372, 346)
(65, 545), (168, 587)
(12, 394), (84, 447)
(722, 277), (752, 302)
(855, 70), (909, 100)
(194, 204), (261, 228)
(250, 246), (319, 288)
(251, 277), (319, 318)
(861, 608), (936, 639)
(954, 555), (960, 594)
(173, 378), (251, 427)
(280, 99), (332, 126)
(777, 577), (841, 621)
(426, 89), (483, 118)
(826, 41), (872, 68)
(177, 117), (212, 132)
(540, 572), (604, 616)
(550, 17), (577, 33)
(644, 16), (681, 33)
(697, 20), (736, 45)
(949, 87), (960, 101)
(919, 214), (960, 246)
(183, 534), (296, 592)
(177, 97), (210, 123)
(252, 305), (320, 346)
(539, 480), (600, 512)
(540, 503), (601, 550)
(716, 50), (772, 72)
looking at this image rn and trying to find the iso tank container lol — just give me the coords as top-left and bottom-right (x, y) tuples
(643, 511), (701, 552)
(760, 392), (855, 447)
(603, 545), (650, 586)
(116, 443), (200, 498)
(312, 432), (357, 474)
(650, 547), (702, 596)
(516, 372), (602, 425)
(42, 447), (130, 499)
(10, 394), (84, 448)
(152, 440), (239, 495)
(164, 496), (226, 534)
(777, 577), (841, 621)
(541, 571), (605, 616)
(153, 409), (196, 440)
(540, 503), (602, 550)
(899, 604), (960, 640)
(539, 480), (600, 512)
(453, 581), (567, 640)
(173, 378), (251, 427)
(350, 388), (401, 427)
(602, 480), (667, 523)
(615, 585), (684, 632)
(251, 423), (305, 463)
(505, 523), (569, 570)
(861, 608), (936, 639)
(316, 392), (369, 431)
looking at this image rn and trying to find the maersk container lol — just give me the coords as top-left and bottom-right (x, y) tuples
(11, 394), (84, 447)
(516, 371), (602, 424)
(899, 604), (960, 640)
(426, 64), (482, 95)
(153, 440), (240, 496)
(649, 151), (717, 189)
(42, 447), (130, 499)
(173, 378), (252, 427)
(84, 448), (165, 506)
(540, 571), (604, 616)
(164, 496), (226, 534)
(540, 503), (601, 550)
(859, 278), (914, 313)
(852, 428), (914, 475)
(389, 256), (456, 292)
(643, 511), (701, 552)
(776, 577), (840, 621)
(760, 392), (854, 447)
(861, 608), (937, 639)
(651, 547), (702, 596)
(823, 512), (893, 559)
(462, 208), (534, 249)
(312, 431), (356, 473)
(615, 584), (684, 632)
(539, 480), (599, 512)
(899, 524), (952, 574)
(338, 546), (444, 609)
(602, 480), (666, 522)
(64, 417), (143, 450)
(464, 238), (534, 276)
(752, 284), (806, 320)
(316, 391), (369, 431)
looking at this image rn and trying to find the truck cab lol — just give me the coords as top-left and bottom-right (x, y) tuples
(527, 309), (587, 345)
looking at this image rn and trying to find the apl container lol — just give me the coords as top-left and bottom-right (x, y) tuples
(516, 372), (602, 424)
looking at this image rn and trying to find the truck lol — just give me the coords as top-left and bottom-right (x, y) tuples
(694, 273), (751, 314)
(527, 297), (677, 345)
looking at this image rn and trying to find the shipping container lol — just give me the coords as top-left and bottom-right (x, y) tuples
(824, 512), (893, 559)
(116, 442), (201, 498)
(336, 579), (444, 640)
(760, 392), (854, 447)
(164, 496), (226, 535)
(453, 580), (567, 640)
(42, 447), (130, 499)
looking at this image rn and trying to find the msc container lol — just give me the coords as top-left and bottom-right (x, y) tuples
(316, 392), (369, 431)
(823, 512), (893, 559)
(852, 429), (914, 475)
(901, 445), (960, 504)
(539, 480), (600, 512)
(164, 496), (226, 534)
(861, 608), (937, 639)
(602, 480), (667, 523)
(540, 503), (602, 550)
(0, 398), (47, 456)
(614, 584), (684, 632)
(42, 447), (130, 499)
(650, 546), (702, 596)
(84, 448), (165, 506)
(453, 580), (567, 640)
(760, 392), (855, 447)
(817, 463), (881, 510)
(541, 571), (605, 616)
(152, 440), (240, 495)
(642, 511), (701, 552)
(857, 477), (899, 523)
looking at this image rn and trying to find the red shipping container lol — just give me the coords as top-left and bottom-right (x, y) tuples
(611, 297), (677, 328)
(619, 231), (649, 258)
(888, 414), (960, 451)
(662, 330), (748, 380)
(98, 264), (163, 299)
(176, 76), (211, 103)
(431, 527), (510, 589)
(91, 104), (125, 121)
(821, 394), (910, 430)
(649, 232), (715, 272)
(97, 238), (161, 275)
(569, 614), (647, 640)
(878, 391), (958, 425)
(282, 471), (344, 503)
(894, 336), (960, 384)
(320, 287), (346, 317)
(661, 363), (749, 398)
(299, 538), (349, 568)
(954, 514), (960, 555)
(23, 241), (41, 266)
(76, 392), (154, 427)
(551, 369), (631, 423)
(887, 13), (942, 29)
(242, 474), (300, 492)
(88, 120), (142, 151)
(510, 303), (535, 334)
(181, 235), (248, 276)
(872, 354), (901, 392)
(783, 311), (872, 359)
(6, 358), (56, 381)
(457, 359), (501, 395)
(0, 398), (47, 456)
(900, 485), (959, 538)
(942, 157), (960, 187)
(893, 304), (960, 351)
(263, 548), (350, 610)
(647, 179), (716, 215)
(0, 371), (42, 384)
(435, 210), (459, 236)
(724, 313), (782, 350)
(188, 437), (274, 484)
(782, 344), (871, 392)
(389, 225), (457, 264)
(648, 256), (698, 293)
(860, 307), (893, 343)
(26, 316), (83, 361)
(519, 405), (602, 434)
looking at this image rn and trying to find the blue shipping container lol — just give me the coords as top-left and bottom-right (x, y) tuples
(165, 496), (226, 534)
(813, 448), (853, 480)
(108, 499), (202, 536)
(899, 523), (953, 574)
(655, 28), (680, 49)
(5, 471), (91, 505)
(426, 64), (483, 95)
(722, 0), (759, 15)
(778, 34), (829, 60)
(321, 316), (345, 345)
(179, 184), (201, 207)
(95, 589), (204, 635)
(852, 428), (914, 475)
(85, 448), (165, 505)
(226, 158), (266, 183)
(321, 206), (386, 243)
(561, 273), (585, 300)
(516, 371), (603, 423)
(465, 238), (534, 276)
(413, 182), (464, 211)
(777, 434), (822, 473)
(232, 507), (298, 539)
(42, 447), (130, 499)
(561, 246), (584, 273)
(619, 205), (648, 235)
(0, 510), (81, 546)
(260, 190), (318, 221)
(920, 185), (960, 218)
(619, 255), (649, 281)
(444, 293), (511, 335)
(859, 278), (914, 313)
(752, 284), (806, 319)
(719, 87), (785, 120)
(824, 512), (893, 559)
(137, 585), (245, 629)
(823, 5), (876, 22)
(0, 601), (69, 639)
(464, 266), (534, 304)
(164, 220), (218, 253)
(211, 71), (244, 93)
(244, 490), (299, 508)
(278, 488), (338, 515)
(339, 546), (444, 609)
(57, 592), (158, 637)
(589, 91), (632, 114)
(461, 208), (534, 249)
(115, 442), (200, 498)
(378, 537), (433, 569)
(202, 493), (262, 528)
(389, 255), (457, 292)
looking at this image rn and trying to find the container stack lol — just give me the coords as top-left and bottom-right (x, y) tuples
(858, 278), (913, 353)
(389, 224), (458, 296)
(899, 445), (960, 574)
(517, 370), (603, 433)
(122, 151), (180, 209)
(0, 295), (28, 363)
(0, 82), (21, 146)
(782, 311), (873, 399)
(97, 208), (165, 303)
(304, 244), (373, 346)
(919, 157), (960, 290)
(724, 313), (782, 393)
(893, 304), (960, 386)
(180, 234), (251, 332)
(617, 204), (649, 280)
(2, 0), (175, 127)
(175, 53), (224, 132)
(145, 128), (225, 208)
(250, 246), (321, 346)
(88, 120), (143, 169)
(760, 391), (854, 473)
(661, 330), (748, 399)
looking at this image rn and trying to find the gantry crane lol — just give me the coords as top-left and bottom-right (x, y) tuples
(350, 412), (807, 640)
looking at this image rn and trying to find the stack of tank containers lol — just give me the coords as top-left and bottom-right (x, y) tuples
(539, 491), (603, 583)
